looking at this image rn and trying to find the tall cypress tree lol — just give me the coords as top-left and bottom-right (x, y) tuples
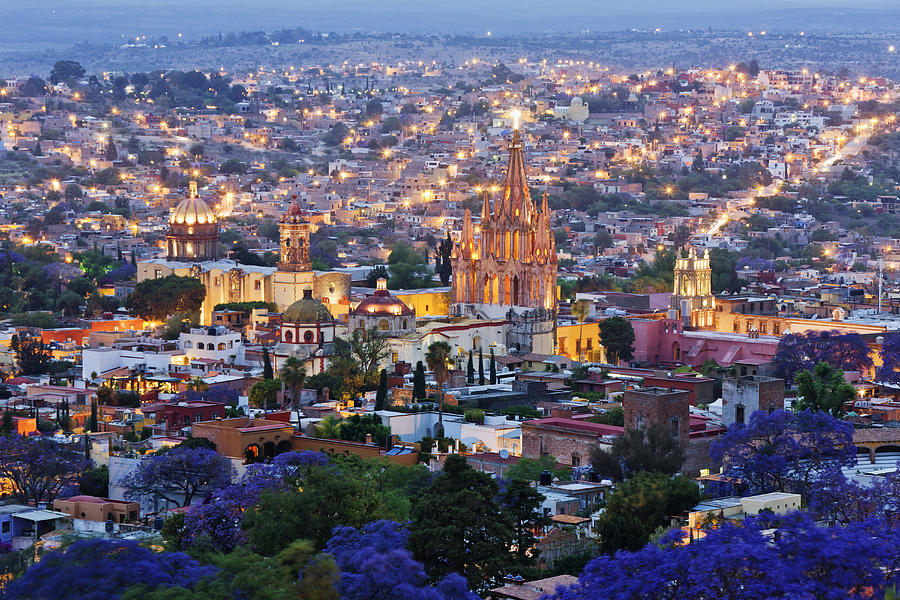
(262, 347), (274, 380)
(413, 361), (426, 401)
(89, 398), (98, 432)
(489, 348), (497, 385)
(375, 369), (388, 411)
(478, 349), (485, 385)
(466, 350), (474, 384)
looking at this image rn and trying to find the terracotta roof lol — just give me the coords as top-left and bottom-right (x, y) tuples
(523, 417), (624, 437)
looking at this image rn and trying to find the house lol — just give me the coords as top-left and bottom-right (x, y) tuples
(53, 495), (140, 523)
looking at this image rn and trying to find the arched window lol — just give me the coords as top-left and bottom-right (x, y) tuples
(197, 342), (205, 350)
(401, 320), (407, 330)
(672, 342), (681, 362)
(304, 330), (314, 343)
(217, 343), (226, 350)
(183, 341), (193, 349)
(378, 319), (389, 331)
(285, 330), (293, 343)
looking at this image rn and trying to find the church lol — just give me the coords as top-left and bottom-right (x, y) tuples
(450, 127), (558, 354)
(137, 183), (350, 325)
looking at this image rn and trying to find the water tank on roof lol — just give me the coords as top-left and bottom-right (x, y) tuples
(539, 470), (552, 486)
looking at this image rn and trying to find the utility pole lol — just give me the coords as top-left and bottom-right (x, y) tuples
(879, 258), (884, 313)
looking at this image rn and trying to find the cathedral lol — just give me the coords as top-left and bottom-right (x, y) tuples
(137, 188), (349, 325)
(450, 127), (558, 353)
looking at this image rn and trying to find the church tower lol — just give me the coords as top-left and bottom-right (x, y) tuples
(450, 124), (557, 353)
(279, 198), (311, 272)
(451, 127), (557, 315)
(670, 247), (716, 328)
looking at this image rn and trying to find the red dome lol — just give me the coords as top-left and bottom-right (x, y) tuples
(352, 279), (414, 316)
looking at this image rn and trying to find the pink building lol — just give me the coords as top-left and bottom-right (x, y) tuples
(631, 318), (779, 367)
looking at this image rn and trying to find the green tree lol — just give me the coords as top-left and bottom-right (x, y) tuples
(501, 478), (550, 565)
(596, 512), (648, 555)
(126, 275), (205, 321)
(590, 422), (686, 481)
(79, 465), (109, 497)
(49, 60), (85, 84)
(387, 242), (430, 289)
(466, 350), (474, 384)
(489, 348), (497, 384)
(13, 336), (52, 376)
(506, 454), (571, 482)
(262, 346), (274, 380)
(412, 361), (426, 400)
(425, 341), (452, 436)
(478, 349), (485, 385)
(249, 378), (281, 409)
(795, 361), (855, 418)
(599, 316), (635, 365)
(408, 454), (513, 592)
(374, 369), (388, 411)
(279, 356), (306, 410)
(601, 471), (699, 537)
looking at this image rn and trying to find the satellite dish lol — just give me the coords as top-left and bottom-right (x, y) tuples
(499, 449), (510, 460)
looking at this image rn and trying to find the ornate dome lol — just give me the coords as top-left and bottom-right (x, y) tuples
(170, 196), (216, 225)
(352, 278), (414, 316)
(283, 289), (333, 323)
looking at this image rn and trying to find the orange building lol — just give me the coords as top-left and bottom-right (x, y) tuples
(54, 495), (140, 523)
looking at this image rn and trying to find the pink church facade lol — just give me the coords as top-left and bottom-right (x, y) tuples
(631, 318), (780, 367)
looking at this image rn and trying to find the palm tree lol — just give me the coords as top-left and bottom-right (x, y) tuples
(279, 356), (307, 411)
(315, 414), (342, 440)
(425, 341), (452, 438)
(572, 299), (591, 361)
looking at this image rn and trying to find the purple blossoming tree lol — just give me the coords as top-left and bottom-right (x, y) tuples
(548, 512), (900, 600)
(709, 409), (857, 496)
(121, 446), (233, 507)
(326, 520), (478, 600)
(4, 538), (216, 600)
(0, 435), (85, 505)
(772, 330), (872, 381)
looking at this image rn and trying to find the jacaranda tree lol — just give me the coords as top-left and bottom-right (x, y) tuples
(4, 538), (216, 600)
(709, 409), (856, 496)
(772, 330), (872, 382)
(121, 446), (233, 507)
(549, 512), (900, 600)
(0, 435), (85, 505)
(877, 331), (900, 382)
(326, 520), (478, 600)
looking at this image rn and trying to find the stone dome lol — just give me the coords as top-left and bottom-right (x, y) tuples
(571, 96), (584, 106)
(283, 289), (333, 323)
(352, 278), (413, 317)
(170, 196), (216, 226)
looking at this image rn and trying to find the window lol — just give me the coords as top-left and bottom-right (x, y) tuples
(733, 321), (739, 333)
(392, 352), (398, 362)
(378, 319), (390, 331)
(285, 330), (293, 343)
(194, 414), (202, 422)
(571, 453), (581, 467)
(2, 521), (9, 534)
(255, 280), (261, 290)
(155, 269), (162, 279)
(773, 322), (780, 335)
(736, 404), (746, 425)
(759, 322), (767, 334)
(670, 416), (680, 439)
(304, 330), (314, 343)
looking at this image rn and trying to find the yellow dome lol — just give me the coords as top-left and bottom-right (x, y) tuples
(170, 196), (216, 226)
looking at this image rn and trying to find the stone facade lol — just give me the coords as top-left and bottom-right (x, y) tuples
(623, 387), (691, 447)
(721, 376), (785, 426)
(451, 128), (557, 316)
(669, 247), (716, 328)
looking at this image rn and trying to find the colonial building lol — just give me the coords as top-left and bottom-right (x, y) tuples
(450, 127), (557, 353)
(138, 192), (350, 325)
(350, 278), (415, 336)
(669, 247), (716, 328)
(273, 289), (336, 375)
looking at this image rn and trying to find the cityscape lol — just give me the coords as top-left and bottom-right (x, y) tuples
(1, 2), (900, 598)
